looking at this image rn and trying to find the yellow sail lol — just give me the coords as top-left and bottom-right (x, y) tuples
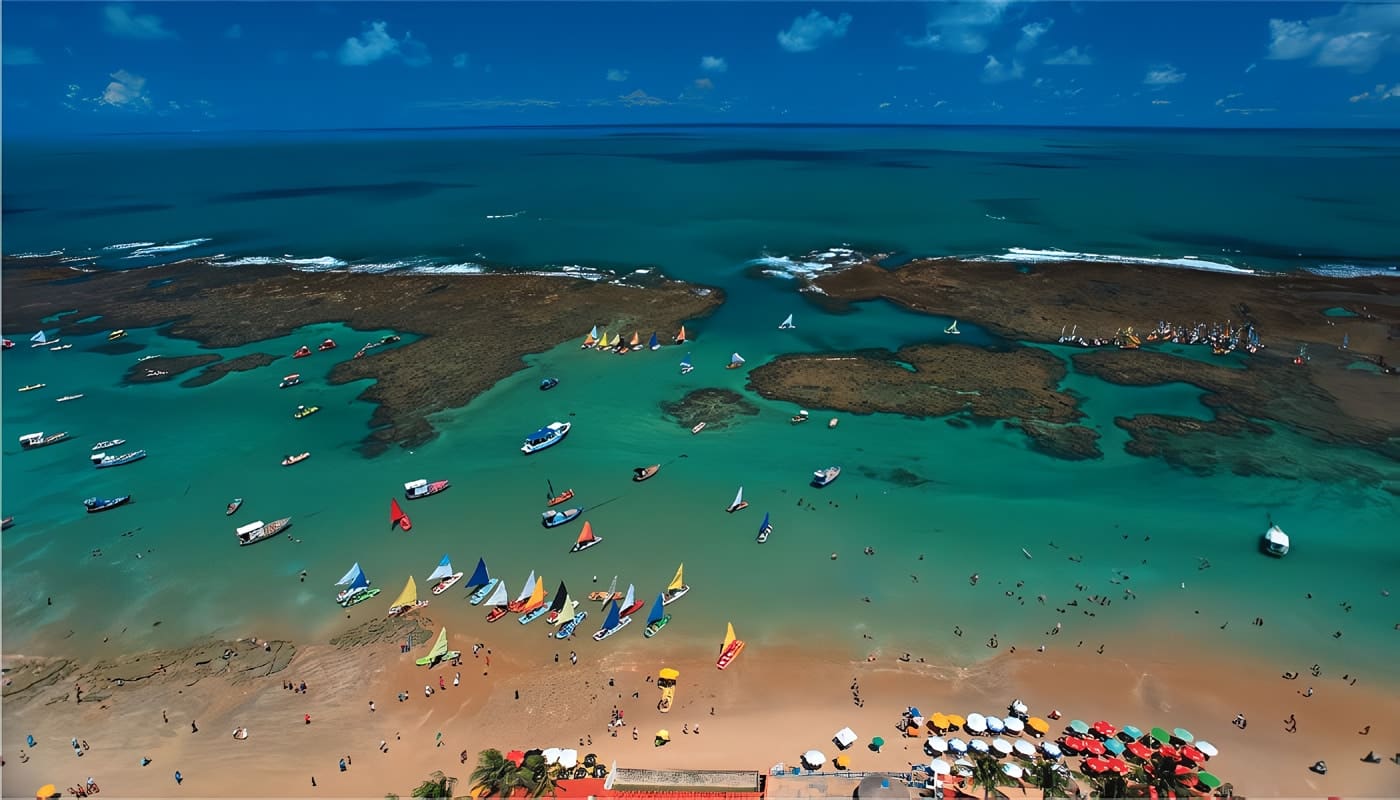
(599, 332), (610, 348)
(390, 576), (417, 609)
(557, 595), (575, 624)
(722, 621), (736, 652)
(427, 627), (449, 660)
(528, 576), (545, 607)
(667, 563), (685, 593)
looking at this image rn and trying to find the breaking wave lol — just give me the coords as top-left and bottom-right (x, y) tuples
(981, 247), (1256, 275)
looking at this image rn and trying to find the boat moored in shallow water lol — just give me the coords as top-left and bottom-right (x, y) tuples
(644, 593), (670, 638)
(539, 377), (559, 391)
(812, 465), (842, 487)
(661, 563), (689, 605)
(279, 374), (301, 389)
(427, 555), (464, 595)
(404, 478), (450, 499)
(570, 521), (603, 553)
(757, 512), (773, 544)
(415, 626), (460, 667)
(633, 464), (660, 482)
(236, 517), (291, 546)
(592, 599), (632, 641)
(390, 498), (412, 531)
(84, 495), (131, 513)
(542, 507), (584, 528)
(726, 352), (746, 370)
(716, 622), (745, 670)
(226, 498), (243, 516)
(546, 480), (574, 507)
(293, 405), (319, 419)
(21, 431), (70, 449)
(387, 576), (429, 617)
(521, 421), (571, 454)
(1262, 524), (1290, 557)
(726, 486), (748, 513)
(95, 449), (147, 469)
(282, 452), (310, 466)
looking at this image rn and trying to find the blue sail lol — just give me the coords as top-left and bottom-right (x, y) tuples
(335, 562), (363, 586)
(680, 353), (691, 366)
(646, 593), (666, 626)
(349, 570), (369, 591)
(602, 598), (621, 630)
(648, 332), (659, 349)
(759, 512), (772, 534)
(466, 558), (490, 588)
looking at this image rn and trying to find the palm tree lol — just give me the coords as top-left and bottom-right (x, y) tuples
(967, 754), (1012, 800)
(1027, 758), (1071, 798)
(1133, 754), (1187, 799)
(470, 750), (518, 798)
(517, 753), (558, 798)
(1092, 772), (1130, 799)
(411, 770), (458, 799)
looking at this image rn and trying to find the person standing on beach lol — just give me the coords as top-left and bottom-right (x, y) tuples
(174, 771), (182, 785)
(190, 721), (198, 733)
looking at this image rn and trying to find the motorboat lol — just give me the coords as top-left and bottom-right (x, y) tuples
(226, 498), (243, 516)
(281, 452), (310, 466)
(18, 384), (46, 393)
(812, 465), (842, 487)
(94, 449), (147, 468)
(521, 421), (571, 454)
(292, 405), (320, 419)
(279, 374), (301, 388)
(318, 338), (337, 351)
(108, 330), (128, 341)
(539, 377), (559, 391)
(1262, 524), (1290, 557)
(404, 479), (450, 499)
(20, 431), (70, 449)
(791, 410), (810, 424)
(84, 495), (132, 513)
(50, 344), (72, 351)
(691, 422), (706, 435)
(292, 345), (312, 358)
(542, 507), (584, 528)
(93, 439), (126, 452)
(56, 394), (84, 403)
(235, 517), (292, 546)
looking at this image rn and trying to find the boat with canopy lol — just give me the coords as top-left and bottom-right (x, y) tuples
(726, 486), (748, 513)
(644, 593), (670, 638)
(235, 517), (292, 546)
(404, 478), (450, 499)
(661, 563), (689, 605)
(466, 559), (499, 605)
(484, 580), (511, 622)
(415, 627), (460, 667)
(387, 576), (428, 617)
(716, 622), (745, 670)
(592, 598), (632, 641)
(427, 555), (464, 595)
(390, 498), (411, 531)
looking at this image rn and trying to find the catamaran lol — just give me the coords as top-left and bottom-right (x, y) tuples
(617, 584), (643, 618)
(515, 577), (548, 623)
(726, 352), (746, 370)
(235, 517), (292, 546)
(716, 622), (745, 670)
(546, 480), (575, 507)
(427, 555), (464, 595)
(648, 332), (660, 351)
(644, 593), (670, 638)
(589, 575), (619, 602)
(570, 521), (603, 553)
(519, 579), (557, 625)
(661, 563), (689, 605)
(726, 487), (748, 513)
(680, 353), (694, 374)
(544, 582), (571, 624)
(757, 512), (773, 544)
(778, 314), (796, 330)
(387, 576), (429, 617)
(390, 498), (412, 531)
(554, 601), (587, 640)
(483, 580), (511, 621)
(944, 320), (961, 335)
(506, 571), (538, 613)
(415, 627), (460, 667)
(592, 599), (632, 641)
(466, 559), (499, 604)
(404, 478), (450, 499)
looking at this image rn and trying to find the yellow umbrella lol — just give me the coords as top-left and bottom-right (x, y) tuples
(35, 787), (57, 800)
(1027, 717), (1050, 735)
(834, 754), (851, 769)
(658, 668), (680, 680)
(931, 713), (950, 730)
(946, 714), (966, 728)
(656, 729), (670, 741)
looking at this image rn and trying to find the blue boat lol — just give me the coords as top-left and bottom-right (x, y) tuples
(680, 353), (693, 374)
(83, 495), (131, 513)
(539, 377), (559, 391)
(466, 558), (498, 605)
(555, 609), (587, 640)
(592, 598), (632, 641)
(757, 512), (773, 544)
(541, 507), (584, 528)
(521, 421), (571, 455)
(643, 592), (670, 638)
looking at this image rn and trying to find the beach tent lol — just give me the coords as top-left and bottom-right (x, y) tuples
(947, 738), (968, 754)
(1126, 742), (1153, 760)
(655, 731), (670, 747)
(659, 667), (680, 681)
(1041, 742), (1062, 759)
(542, 748), (561, 765)
(966, 713), (987, 733)
(834, 727), (859, 750)
(1010, 700), (1029, 715)
(1150, 727), (1172, 744)
(945, 714), (966, 728)
(802, 750), (826, 769)
(505, 750), (525, 767)
(925, 737), (948, 755)
(1082, 739), (1107, 757)
(930, 713), (950, 731)
(1104, 739), (1126, 755)
(1197, 771), (1222, 789)
(1092, 720), (1117, 738)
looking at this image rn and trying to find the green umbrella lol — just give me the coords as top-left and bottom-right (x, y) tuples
(1150, 727), (1171, 744)
(1069, 720), (1090, 735)
(1197, 771), (1222, 789)
(1172, 727), (1194, 743)
(1121, 725), (1144, 740)
(872, 736), (886, 751)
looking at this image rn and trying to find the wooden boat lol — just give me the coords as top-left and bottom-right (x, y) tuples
(592, 599), (633, 641)
(18, 384), (46, 393)
(293, 405), (320, 419)
(691, 422), (706, 435)
(342, 587), (381, 608)
(812, 465), (841, 487)
(427, 555), (465, 595)
(226, 498), (243, 516)
(545, 481), (574, 507)
(318, 338), (337, 351)
(633, 464), (660, 482)
(726, 486), (749, 513)
(56, 394), (84, 403)
(516, 578), (551, 624)
(756, 512), (773, 544)
(778, 313), (796, 330)
(543, 581), (570, 624)
(726, 352), (745, 370)
(19, 431), (70, 448)
(555, 608), (587, 640)
(506, 571), (538, 613)
(674, 325), (688, 344)
(661, 563), (689, 605)
(390, 498), (412, 531)
(483, 580), (510, 622)
(415, 626), (460, 667)
(617, 584), (644, 618)
(716, 622), (745, 670)
(292, 345), (312, 359)
(542, 506), (584, 528)
(108, 330), (128, 341)
(279, 373), (301, 388)
(84, 495), (132, 513)
(404, 478), (450, 499)
(1, 338), (13, 349)
(235, 517), (292, 546)
(282, 452), (310, 466)
(335, 562), (371, 604)
(570, 521), (602, 553)
(644, 593), (671, 638)
(387, 576), (429, 617)
(521, 421), (571, 454)
(589, 575), (619, 602)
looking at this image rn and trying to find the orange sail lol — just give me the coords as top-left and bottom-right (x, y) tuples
(577, 522), (595, 545)
(390, 498), (412, 531)
(674, 325), (687, 343)
(630, 331), (640, 347)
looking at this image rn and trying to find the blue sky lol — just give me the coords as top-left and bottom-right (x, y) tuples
(3, 1), (1399, 134)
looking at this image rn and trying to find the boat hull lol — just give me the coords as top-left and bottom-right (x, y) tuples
(570, 537), (603, 553)
(388, 599), (430, 618)
(555, 610), (587, 639)
(618, 601), (645, 619)
(226, 499), (243, 516)
(339, 588), (381, 608)
(661, 586), (689, 606)
(633, 465), (659, 482)
(486, 606), (509, 622)
(237, 517), (292, 546)
(468, 578), (500, 605)
(592, 616), (633, 641)
(282, 453), (310, 466)
(405, 480), (450, 500)
(726, 502), (748, 513)
(542, 508), (583, 528)
(691, 423), (706, 435)
(716, 640), (746, 670)
(546, 489), (575, 507)
(521, 422), (571, 455)
(588, 591), (622, 603)
(518, 605), (549, 625)
(644, 616), (671, 638)
(430, 573), (464, 595)
(95, 451), (146, 468)
(84, 496), (132, 513)
(415, 650), (460, 667)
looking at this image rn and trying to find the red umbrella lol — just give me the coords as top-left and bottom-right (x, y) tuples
(1092, 720), (1118, 738)
(1109, 758), (1131, 775)
(1083, 757), (1109, 773)
(1177, 772), (1199, 787)
(1062, 736), (1083, 752)
(1127, 742), (1153, 760)
(1082, 739), (1107, 757)
(1158, 745), (1179, 761)
(505, 750), (526, 766)
(1181, 745), (1205, 764)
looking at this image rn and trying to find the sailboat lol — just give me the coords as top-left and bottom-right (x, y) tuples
(629, 331), (641, 349)
(467, 559), (500, 605)
(726, 486), (748, 513)
(597, 332), (611, 350)
(756, 512), (773, 544)
(390, 498), (411, 532)
(427, 555), (464, 595)
(387, 576), (428, 617)
(30, 330), (58, 348)
(592, 598), (632, 641)
(726, 352), (746, 370)
(544, 581), (570, 624)
(589, 575), (619, 602)
(414, 627), (460, 667)
(680, 353), (694, 374)
(507, 571), (538, 613)
(335, 562), (367, 601)
(716, 622), (746, 670)
(944, 320), (961, 335)
(778, 313), (795, 330)
(519, 578), (557, 624)
(674, 325), (688, 344)
(546, 479), (575, 507)
(484, 580), (511, 622)
(570, 520), (603, 553)
(648, 332), (660, 351)
(554, 597), (587, 639)
(617, 584), (643, 618)
(1342, 333), (1350, 350)
(644, 593), (671, 638)
(338, 568), (380, 607)
(661, 563), (689, 605)
(515, 576), (549, 623)
(581, 325), (599, 349)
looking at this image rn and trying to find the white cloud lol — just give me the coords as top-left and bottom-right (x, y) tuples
(1266, 4), (1400, 72)
(619, 89), (669, 107)
(700, 55), (727, 73)
(1044, 46), (1091, 66)
(1214, 92), (1244, 107)
(982, 55), (1024, 83)
(225, 24), (242, 40)
(778, 10), (852, 53)
(1245, 62), (1257, 73)
(338, 21), (430, 67)
(103, 4), (176, 39)
(878, 101), (892, 109)
(1143, 64), (1186, 86)
(906, 0), (1009, 53)
(606, 68), (629, 82)
(1351, 82), (1400, 102)
(3, 46), (42, 65)
(693, 77), (714, 91)
(453, 53), (469, 69)
(1152, 99), (1171, 105)
(1018, 20), (1053, 52)
(896, 65), (917, 72)
(97, 69), (151, 110)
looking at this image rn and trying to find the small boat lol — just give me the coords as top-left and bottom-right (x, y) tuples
(944, 320), (961, 335)
(756, 512), (773, 544)
(555, 608), (587, 640)
(674, 325), (688, 344)
(545, 480), (574, 507)
(716, 622), (746, 670)
(226, 498), (243, 516)
(617, 584), (644, 618)
(84, 495), (132, 513)
(18, 384), (45, 393)
(427, 555), (465, 595)
(1, 516), (13, 530)
(108, 330), (128, 341)
(235, 516), (292, 546)
(30, 330), (55, 348)
(380, 335), (401, 345)
(292, 345), (312, 359)
(629, 331), (641, 350)
(539, 377), (559, 391)
(726, 486), (749, 513)
(318, 338), (337, 351)
(778, 313), (796, 330)
(592, 599), (633, 641)
(633, 464), (660, 482)
(543, 581), (570, 624)
(521, 421), (571, 454)
(404, 478), (450, 499)
(1022, 548), (1033, 560)
(465, 558), (495, 602)
(415, 626), (460, 667)
(516, 578), (549, 623)
(469, 576), (502, 605)
(812, 465), (842, 487)
(828, 418), (838, 429)
(661, 563), (689, 606)
(790, 409), (809, 424)
(644, 593), (670, 638)
(484, 580), (511, 622)
(137, 355), (160, 362)
(726, 352), (746, 370)
(548, 595), (578, 627)
(95, 449), (147, 469)
(596, 332), (611, 350)
(279, 374), (301, 388)
(691, 422), (706, 435)
(50, 344), (72, 351)
(387, 576), (429, 617)
(1, 338), (13, 349)
(19, 431), (70, 448)
(570, 520), (603, 553)
(680, 353), (694, 374)
(342, 584), (380, 607)
(581, 325), (599, 349)
(281, 452), (310, 466)
(92, 439), (126, 452)
(56, 394), (84, 403)
(1262, 523), (1290, 557)
(649, 332), (660, 351)
(507, 571), (539, 613)
(335, 562), (372, 604)
(292, 405), (320, 419)
(390, 498), (412, 531)
(542, 506), (584, 528)
(589, 575), (619, 602)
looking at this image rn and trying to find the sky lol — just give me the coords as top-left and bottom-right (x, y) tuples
(3, 1), (1399, 135)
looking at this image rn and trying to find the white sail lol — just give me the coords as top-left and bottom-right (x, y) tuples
(730, 352), (745, 364)
(426, 556), (453, 584)
(622, 583), (635, 609)
(605, 575), (617, 597)
(732, 486), (743, 507)
(485, 580), (509, 607)
(31, 331), (48, 344)
(335, 562), (362, 586)
(779, 314), (795, 329)
(514, 571), (536, 603)
(557, 595), (576, 624)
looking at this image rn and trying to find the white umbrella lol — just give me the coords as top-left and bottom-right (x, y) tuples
(833, 727), (858, 749)
(802, 750), (826, 769)
(542, 748), (562, 765)
(1195, 740), (1218, 758)
(1011, 700), (1029, 715)
(929, 758), (952, 776)
(926, 736), (948, 753)
(1002, 763), (1024, 780)
(558, 749), (579, 769)
(948, 738), (968, 753)
(1004, 717), (1025, 734)
(969, 739), (991, 754)
(1013, 739), (1037, 758)
(1041, 742), (1062, 758)
(966, 712), (987, 732)
(991, 738), (1013, 755)
(986, 715), (1006, 733)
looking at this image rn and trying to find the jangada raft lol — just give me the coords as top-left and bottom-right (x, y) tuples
(235, 517), (292, 546)
(426, 554), (464, 595)
(386, 576), (429, 617)
(570, 521), (603, 553)
(716, 622), (745, 670)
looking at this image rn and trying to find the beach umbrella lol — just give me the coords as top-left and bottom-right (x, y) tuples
(1158, 745), (1179, 761)
(1082, 740), (1106, 757)
(1011, 700), (1029, 715)
(35, 786), (57, 800)
(1197, 771), (1222, 789)
(1172, 727), (1194, 743)
(1150, 727), (1172, 744)
(1195, 741), (1218, 759)
(834, 755), (851, 770)
(1083, 757), (1109, 774)
(1027, 717), (1050, 736)
(802, 750), (826, 769)
(558, 749), (579, 769)
(969, 739), (991, 755)
(655, 731), (670, 743)
(505, 750), (526, 766)
(948, 738), (968, 754)
(1069, 719), (1090, 735)
(542, 748), (562, 765)
(930, 712), (950, 731)
(991, 738), (1013, 756)
(926, 736), (949, 754)
(1062, 736), (1083, 752)
(966, 713), (987, 733)
(1002, 763), (1024, 780)
(909, 707), (922, 718)
(1092, 720), (1117, 738)
(1181, 745), (1204, 764)
(659, 667), (680, 680)
(1120, 725), (1144, 741)
(1013, 739), (1037, 758)
(945, 714), (966, 728)
(1003, 717), (1025, 735)
(872, 736), (886, 752)
(1126, 742), (1153, 760)
(929, 758), (952, 776)
(986, 715), (1005, 734)
(1041, 742), (1062, 759)
(1103, 739), (1126, 755)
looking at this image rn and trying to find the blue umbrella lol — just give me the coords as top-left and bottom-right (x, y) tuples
(1104, 740), (1126, 755)
(909, 707), (922, 718)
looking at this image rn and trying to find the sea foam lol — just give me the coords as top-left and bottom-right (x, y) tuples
(983, 247), (1256, 275)
(122, 238), (214, 258)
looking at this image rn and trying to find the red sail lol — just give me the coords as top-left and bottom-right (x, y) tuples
(390, 498), (412, 531)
